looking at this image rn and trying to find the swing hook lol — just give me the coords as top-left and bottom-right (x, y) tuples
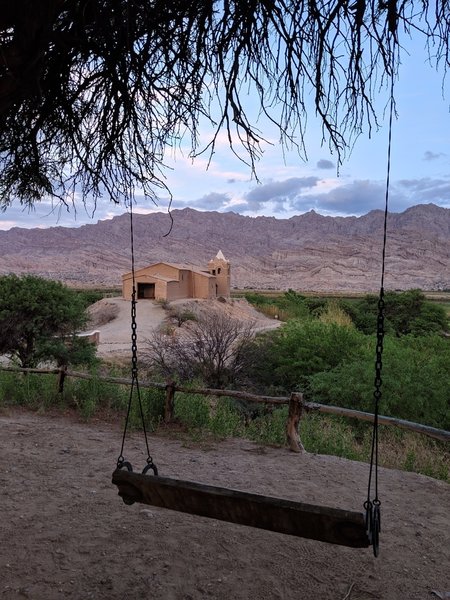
(117, 456), (133, 472)
(364, 499), (381, 557)
(142, 459), (158, 476)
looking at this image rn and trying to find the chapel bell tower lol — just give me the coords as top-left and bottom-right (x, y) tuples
(208, 250), (231, 297)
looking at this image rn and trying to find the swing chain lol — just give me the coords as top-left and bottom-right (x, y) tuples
(115, 205), (157, 477)
(131, 287), (138, 378)
(373, 288), (385, 404)
(364, 60), (395, 557)
(365, 287), (384, 556)
(374, 290), (385, 399)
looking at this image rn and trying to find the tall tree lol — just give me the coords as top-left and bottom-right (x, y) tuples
(0, 274), (95, 368)
(0, 1), (449, 210)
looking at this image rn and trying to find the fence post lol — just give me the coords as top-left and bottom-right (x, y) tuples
(57, 366), (67, 394)
(286, 392), (305, 453)
(165, 381), (175, 423)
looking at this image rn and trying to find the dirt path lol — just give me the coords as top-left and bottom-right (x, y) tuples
(89, 297), (281, 359)
(89, 297), (167, 358)
(1, 410), (449, 600)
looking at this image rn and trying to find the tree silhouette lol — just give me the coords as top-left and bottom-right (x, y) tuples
(0, 0), (448, 209)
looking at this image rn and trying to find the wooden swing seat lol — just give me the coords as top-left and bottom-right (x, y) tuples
(112, 469), (370, 548)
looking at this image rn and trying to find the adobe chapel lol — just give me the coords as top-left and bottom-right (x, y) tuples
(122, 251), (231, 301)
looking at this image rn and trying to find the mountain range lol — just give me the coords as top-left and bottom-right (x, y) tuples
(0, 203), (448, 292)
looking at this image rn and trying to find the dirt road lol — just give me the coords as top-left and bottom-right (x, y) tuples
(1, 410), (449, 600)
(90, 297), (167, 358)
(89, 297), (281, 359)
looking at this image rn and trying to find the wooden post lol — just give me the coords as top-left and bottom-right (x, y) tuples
(57, 366), (67, 394)
(164, 381), (175, 423)
(286, 392), (305, 453)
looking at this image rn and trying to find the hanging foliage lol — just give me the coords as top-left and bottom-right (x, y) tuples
(0, 0), (448, 208)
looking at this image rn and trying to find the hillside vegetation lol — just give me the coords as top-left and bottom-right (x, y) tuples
(1, 288), (448, 482)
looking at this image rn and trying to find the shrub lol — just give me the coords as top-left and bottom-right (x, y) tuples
(174, 392), (210, 429)
(309, 334), (450, 429)
(168, 307), (198, 327)
(209, 398), (244, 437)
(245, 289), (311, 321)
(248, 320), (368, 394)
(318, 300), (354, 327)
(350, 290), (448, 336)
(0, 371), (59, 409)
(128, 387), (166, 431)
(144, 308), (256, 388)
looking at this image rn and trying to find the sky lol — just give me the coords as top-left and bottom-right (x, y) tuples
(1, 34), (450, 231)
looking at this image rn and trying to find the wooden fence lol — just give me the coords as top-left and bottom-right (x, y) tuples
(0, 365), (449, 449)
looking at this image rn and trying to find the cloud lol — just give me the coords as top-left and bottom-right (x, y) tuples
(0, 202), (75, 230)
(175, 175), (450, 218)
(2, 170), (449, 231)
(243, 177), (319, 211)
(0, 220), (19, 231)
(316, 159), (335, 170)
(291, 180), (388, 214)
(0, 195), (132, 230)
(289, 177), (450, 215)
(397, 178), (450, 203)
(423, 150), (445, 161)
(289, 180), (414, 215)
(184, 192), (231, 211)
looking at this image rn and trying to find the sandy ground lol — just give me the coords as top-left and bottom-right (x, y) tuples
(1, 410), (449, 600)
(87, 297), (168, 358)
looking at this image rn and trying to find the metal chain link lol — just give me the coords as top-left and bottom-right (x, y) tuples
(115, 0), (156, 476)
(365, 62), (395, 557)
(116, 203), (156, 474)
(131, 288), (138, 378)
(365, 288), (384, 556)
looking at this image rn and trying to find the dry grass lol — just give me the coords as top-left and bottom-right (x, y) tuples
(374, 427), (450, 481)
(319, 300), (354, 327)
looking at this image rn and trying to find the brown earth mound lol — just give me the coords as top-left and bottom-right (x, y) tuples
(87, 299), (120, 328)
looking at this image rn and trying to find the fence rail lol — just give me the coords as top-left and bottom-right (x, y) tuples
(1, 365), (449, 447)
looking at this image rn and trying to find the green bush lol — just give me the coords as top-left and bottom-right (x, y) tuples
(245, 289), (311, 321)
(246, 406), (288, 445)
(318, 300), (354, 327)
(174, 392), (210, 429)
(74, 289), (104, 309)
(300, 413), (360, 460)
(0, 274), (96, 368)
(309, 334), (450, 429)
(349, 290), (449, 336)
(128, 387), (166, 431)
(248, 320), (368, 394)
(209, 398), (244, 437)
(62, 373), (129, 418)
(0, 371), (59, 409)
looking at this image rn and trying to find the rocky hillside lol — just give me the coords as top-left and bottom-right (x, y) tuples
(0, 204), (448, 292)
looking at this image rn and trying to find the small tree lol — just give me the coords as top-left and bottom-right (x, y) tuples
(0, 274), (96, 368)
(144, 309), (256, 388)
